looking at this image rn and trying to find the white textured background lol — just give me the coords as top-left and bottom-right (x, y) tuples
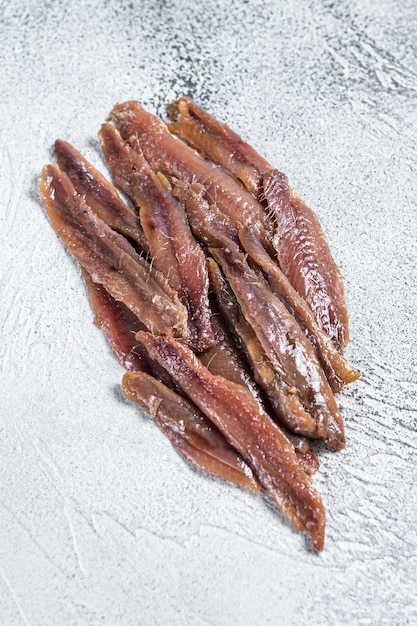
(1, 0), (417, 624)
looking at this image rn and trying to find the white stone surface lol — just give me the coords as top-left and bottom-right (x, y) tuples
(1, 0), (417, 624)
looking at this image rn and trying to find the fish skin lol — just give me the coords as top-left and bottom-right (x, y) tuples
(39, 164), (188, 340)
(167, 95), (271, 196)
(83, 271), (149, 373)
(54, 139), (148, 251)
(135, 331), (326, 552)
(108, 100), (270, 242)
(123, 371), (260, 493)
(264, 170), (349, 351)
(209, 242), (345, 451)
(239, 226), (359, 390)
(99, 123), (216, 352)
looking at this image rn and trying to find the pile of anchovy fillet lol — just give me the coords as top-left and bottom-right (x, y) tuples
(39, 97), (359, 551)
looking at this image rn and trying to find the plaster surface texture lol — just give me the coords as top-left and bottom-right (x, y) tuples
(1, 0), (417, 624)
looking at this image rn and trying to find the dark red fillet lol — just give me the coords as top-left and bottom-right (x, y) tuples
(166, 98), (350, 352)
(123, 371), (260, 493)
(54, 139), (148, 251)
(167, 96), (271, 196)
(39, 164), (188, 340)
(210, 242), (345, 450)
(99, 123), (216, 352)
(83, 271), (149, 373)
(109, 101), (271, 241)
(264, 170), (349, 351)
(135, 331), (326, 551)
(239, 226), (359, 390)
(171, 178), (241, 246)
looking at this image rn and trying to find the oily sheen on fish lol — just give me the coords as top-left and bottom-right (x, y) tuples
(135, 331), (325, 551)
(99, 123), (215, 352)
(167, 97), (349, 351)
(264, 170), (349, 351)
(167, 96), (270, 196)
(54, 139), (148, 251)
(123, 371), (260, 493)
(239, 226), (359, 390)
(209, 242), (345, 450)
(39, 164), (188, 340)
(83, 271), (149, 373)
(109, 101), (270, 241)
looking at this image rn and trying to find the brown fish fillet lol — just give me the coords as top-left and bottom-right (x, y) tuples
(85, 266), (259, 489)
(166, 98), (350, 351)
(83, 271), (149, 372)
(264, 170), (349, 351)
(39, 164), (188, 340)
(167, 96), (271, 196)
(171, 178), (241, 245)
(99, 123), (216, 351)
(54, 139), (148, 251)
(199, 313), (261, 399)
(135, 331), (326, 551)
(207, 258), (320, 475)
(239, 226), (359, 390)
(123, 371), (260, 493)
(207, 256), (316, 436)
(210, 243), (345, 450)
(108, 101), (271, 241)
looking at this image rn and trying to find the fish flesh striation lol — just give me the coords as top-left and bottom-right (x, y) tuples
(54, 139), (148, 251)
(109, 101), (271, 241)
(135, 331), (325, 552)
(99, 123), (215, 352)
(239, 226), (358, 390)
(167, 96), (270, 196)
(209, 242), (345, 450)
(264, 170), (349, 351)
(39, 164), (188, 340)
(83, 271), (149, 373)
(167, 97), (349, 351)
(39, 97), (359, 551)
(123, 371), (260, 493)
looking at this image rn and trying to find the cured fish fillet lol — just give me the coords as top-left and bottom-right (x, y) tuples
(239, 227), (359, 389)
(38, 96), (360, 551)
(171, 178), (241, 245)
(84, 271), (258, 492)
(209, 242), (345, 450)
(99, 123), (216, 352)
(123, 372), (260, 493)
(135, 331), (326, 551)
(264, 170), (349, 350)
(39, 164), (188, 340)
(83, 272), (149, 373)
(167, 97), (350, 350)
(54, 139), (148, 251)
(108, 101), (271, 241)
(167, 96), (270, 196)
(207, 258), (320, 475)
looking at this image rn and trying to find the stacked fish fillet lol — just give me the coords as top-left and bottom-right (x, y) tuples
(39, 97), (359, 551)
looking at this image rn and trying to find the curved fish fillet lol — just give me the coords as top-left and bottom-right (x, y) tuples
(99, 123), (216, 352)
(167, 96), (270, 196)
(54, 139), (148, 251)
(108, 101), (270, 241)
(123, 372), (260, 493)
(135, 331), (326, 551)
(166, 97), (350, 352)
(39, 164), (188, 340)
(210, 242), (345, 450)
(264, 170), (349, 351)
(239, 226), (359, 389)
(83, 272), (149, 373)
